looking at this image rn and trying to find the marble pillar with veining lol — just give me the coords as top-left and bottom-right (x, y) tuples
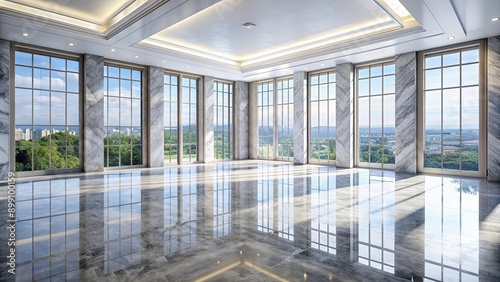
(395, 52), (417, 174)
(83, 54), (104, 172)
(0, 39), (9, 180)
(204, 76), (214, 163)
(336, 63), (354, 168)
(488, 36), (500, 181)
(234, 81), (249, 160)
(248, 82), (258, 159)
(148, 66), (164, 168)
(293, 72), (307, 164)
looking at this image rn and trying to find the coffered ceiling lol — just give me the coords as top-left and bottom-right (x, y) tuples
(0, 0), (498, 81)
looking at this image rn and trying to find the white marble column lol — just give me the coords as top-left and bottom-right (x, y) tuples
(488, 36), (500, 181)
(148, 66), (164, 167)
(293, 71), (308, 164)
(336, 63), (354, 168)
(395, 52), (417, 174)
(83, 54), (104, 172)
(248, 82), (258, 159)
(0, 39), (10, 180)
(204, 76), (215, 163)
(234, 81), (249, 160)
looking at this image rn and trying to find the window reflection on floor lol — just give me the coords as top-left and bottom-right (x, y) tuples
(310, 167), (336, 254)
(213, 164), (232, 238)
(257, 164), (294, 241)
(164, 168), (179, 255)
(15, 178), (81, 281)
(424, 177), (479, 282)
(357, 170), (395, 274)
(103, 173), (141, 274)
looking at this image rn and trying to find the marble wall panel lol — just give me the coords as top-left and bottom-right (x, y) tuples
(0, 39), (9, 180)
(335, 63), (354, 168)
(83, 54), (104, 172)
(148, 66), (164, 168)
(293, 72), (307, 164)
(488, 36), (500, 181)
(234, 81), (249, 160)
(204, 76), (215, 163)
(395, 52), (417, 174)
(248, 82), (258, 159)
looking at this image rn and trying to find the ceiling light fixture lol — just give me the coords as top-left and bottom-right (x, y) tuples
(135, 55), (139, 58)
(448, 36), (455, 40)
(242, 22), (256, 29)
(22, 33), (29, 37)
(110, 48), (116, 52)
(321, 64), (325, 67)
(162, 60), (166, 63)
(187, 66), (191, 69)
(68, 43), (74, 46)
(491, 17), (499, 22)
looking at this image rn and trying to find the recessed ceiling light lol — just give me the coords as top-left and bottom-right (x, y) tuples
(304, 67), (309, 70)
(135, 55), (139, 58)
(242, 22), (256, 29)
(321, 64), (325, 67)
(187, 66), (191, 69)
(22, 33), (29, 37)
(491, 17), (499, 22)
(110, 48), (116, 52)
(448, 36), (455, 40)
(68, 43), (74, 46)
(162, 60), (166, 63)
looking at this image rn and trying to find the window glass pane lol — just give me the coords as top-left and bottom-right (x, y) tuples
(16, 51), (32, 66)
(462, 64), (479, 86)
(462, 49), (479, 64)
(16, 66), (33, 88)
(443, 53), (459, 66)
(51, 57), (66, 71)
(442, 66), (460, 88)
(425, 69), (441, 90)
(425, 55), (441, 69)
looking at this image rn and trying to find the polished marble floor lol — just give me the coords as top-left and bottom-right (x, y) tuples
(0, 161), (499, 281)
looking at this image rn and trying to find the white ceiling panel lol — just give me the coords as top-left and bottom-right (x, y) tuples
(151, 0), (397, 60)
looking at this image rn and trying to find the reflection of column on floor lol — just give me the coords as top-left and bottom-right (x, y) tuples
(479, 181), (500, 280)
(141, 170), (164, 260)
(394, 175), (425, 281)
(293, 175), (310, 250)
(336, 173), (355, 263)
(238, 171), (258, 235)
(273, 178), (279, 233)
(80, 176), (105, 280)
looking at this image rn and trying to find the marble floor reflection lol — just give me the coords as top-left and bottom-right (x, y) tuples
(1, 161), (499, 281)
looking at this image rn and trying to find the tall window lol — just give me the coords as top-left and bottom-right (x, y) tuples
(309, 71), (336, 163)
(422, 46), (482, 173)
(276, 78), (294, 161)
(14, 50), (80, 172)
(164, 74), (179, 164)
(104, 65), (142, 167)
(214, 81), (233, 160)
(357, 62), (395, 168)
(257, 78), (294, 161)
(182, 77), (198, 162)
(257, 81), (274, 159)
(163, 74), (200, 164)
